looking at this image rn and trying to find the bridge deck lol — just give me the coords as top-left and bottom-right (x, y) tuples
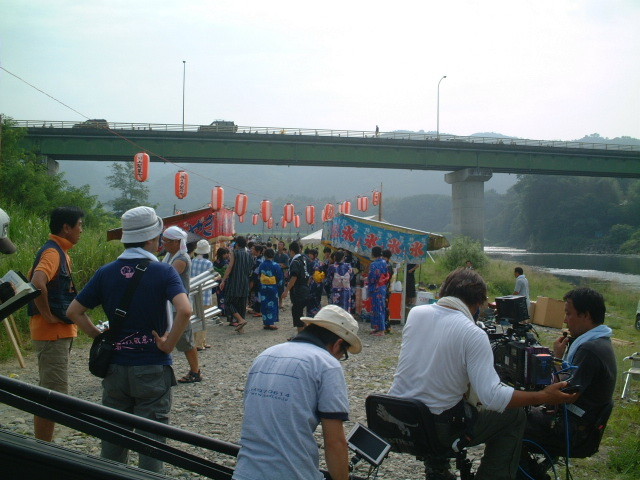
(13, 121), (640, 178)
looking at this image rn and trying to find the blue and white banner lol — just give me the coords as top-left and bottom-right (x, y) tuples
(322, 214), (437, 264)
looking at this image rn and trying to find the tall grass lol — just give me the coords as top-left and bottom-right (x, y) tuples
(416, 251), (640, 479)
(0, 204), (121, 360)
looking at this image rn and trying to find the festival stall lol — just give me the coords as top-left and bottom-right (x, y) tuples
(107, 206), (236, 243)
(321, 214), (449, 323)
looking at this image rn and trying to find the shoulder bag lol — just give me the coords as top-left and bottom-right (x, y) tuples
(89, 259), (150, 378)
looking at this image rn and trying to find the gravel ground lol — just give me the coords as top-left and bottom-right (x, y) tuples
(0, 302), (502, 480)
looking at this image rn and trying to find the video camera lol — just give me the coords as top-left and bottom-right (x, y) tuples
(487, 295), (554, 391)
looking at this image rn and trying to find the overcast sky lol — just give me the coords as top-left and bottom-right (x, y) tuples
(1, 0), (639, 142)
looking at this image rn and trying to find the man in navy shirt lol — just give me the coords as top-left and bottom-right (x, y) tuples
(67, 206), (192, 473)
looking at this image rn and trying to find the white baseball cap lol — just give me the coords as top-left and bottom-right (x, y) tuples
(0, 208), (17, 254)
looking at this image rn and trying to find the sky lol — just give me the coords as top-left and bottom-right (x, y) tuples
(1, 0), (639, 142)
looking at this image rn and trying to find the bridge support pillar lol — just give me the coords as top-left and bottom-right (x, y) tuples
(444, 167), (493, 246)
(45, 157), (59, 175)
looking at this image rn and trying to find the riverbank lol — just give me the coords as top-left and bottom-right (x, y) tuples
(0, 300), (635, 479)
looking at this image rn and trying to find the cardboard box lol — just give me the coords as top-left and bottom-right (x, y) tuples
(533, 297), (565, 329)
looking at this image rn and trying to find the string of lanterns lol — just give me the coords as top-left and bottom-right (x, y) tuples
(133, 152), (381, 230)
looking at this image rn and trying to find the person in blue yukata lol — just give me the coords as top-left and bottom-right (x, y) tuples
(258, 248), (284, 330)
(367, 246), (390, 336)
(327, 250), (353, 312)
(305, 248), (323, 317)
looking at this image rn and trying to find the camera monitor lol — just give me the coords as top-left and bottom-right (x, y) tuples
(495, 295), (529, 323)
(346, 423), (391, 467)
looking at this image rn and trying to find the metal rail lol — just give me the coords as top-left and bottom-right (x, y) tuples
(12, 120), (640, 152)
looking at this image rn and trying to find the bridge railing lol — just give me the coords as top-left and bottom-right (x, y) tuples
(12, 120), (640, 152)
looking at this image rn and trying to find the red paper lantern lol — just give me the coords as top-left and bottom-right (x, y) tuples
(305, 205), (315, 225)
(235, 193), (248, 217)
(323, 203), (335, 222)
(267, 217), (274, 229)
(133, 152), (149, 182)
(282, 216), (288, 228)
(252, 214), (259, 225)
(238, 214), (245, 223)
(174, 171), (189, 199)
(211, 186), (224, 211)
(357, 196), (369, 212)
(261, 200), (272, 222)
(372, 190), (381, 206)
(283, 203), (294, 223)
(343, 200), (351, 215)
(294, 214), (300, 228)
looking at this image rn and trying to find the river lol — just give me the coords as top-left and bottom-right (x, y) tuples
(484, 247), (640, 289)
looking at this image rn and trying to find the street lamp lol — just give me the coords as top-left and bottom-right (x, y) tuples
(437, 75), (447, 139)
(182, 60), (186, 131)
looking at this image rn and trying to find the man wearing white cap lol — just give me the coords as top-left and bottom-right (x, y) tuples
(162, 225), (201, 384)
(0, 208), (17, 254)
(233, 304), (361, 480)
(67, 206), (192, 473)
(191, 239), (214, 350)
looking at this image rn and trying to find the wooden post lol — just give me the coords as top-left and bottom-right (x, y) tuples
(2, 316), (26, 368)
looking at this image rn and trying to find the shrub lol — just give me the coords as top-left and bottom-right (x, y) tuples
(441, 236), (488, 272)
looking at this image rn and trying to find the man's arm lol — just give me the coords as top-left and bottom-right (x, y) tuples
(66, 299), (101, 338)
(321, 418), (350, 480)
(282, 274), (297, 299)
(153, 292), (192, 353)
(219, 250), (235, 290)
(507, 381), (577, 408)
(171, 259), (187, 275)
(31, 270), (61, 324)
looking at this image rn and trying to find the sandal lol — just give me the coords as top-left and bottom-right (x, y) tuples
(178, 370), (202, 383)
(234, 321), (248, 332)
(263, 325), (278, 330)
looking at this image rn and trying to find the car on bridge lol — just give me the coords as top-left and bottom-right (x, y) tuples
(72, 119), (109, 129)
(198, 120), (237, 133)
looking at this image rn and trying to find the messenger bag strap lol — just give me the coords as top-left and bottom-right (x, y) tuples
(109, 259), (151, 335)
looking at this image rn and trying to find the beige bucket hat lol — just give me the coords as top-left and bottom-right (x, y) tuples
(302, 304), (362, 354)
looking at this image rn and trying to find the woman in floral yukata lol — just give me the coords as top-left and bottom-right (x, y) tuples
(367, 246), (390, 335)
(213, 247), (230, 321)
(326, 250), (353, 311)
(305, 248), (323, 317)
(257, 248), (284, 330)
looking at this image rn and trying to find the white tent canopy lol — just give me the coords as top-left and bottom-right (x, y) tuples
(300, 229), (322, 245)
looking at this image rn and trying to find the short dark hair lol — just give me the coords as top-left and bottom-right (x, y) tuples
(253, 244), (264, 254)
(50, 206), (84, 235)
(439, 267), (488, 308)
(289, 241), (300, 253)
(215, 247), (229, 260)
(371, 246), (382, 257)
(563, 288), (606, 325)
(515, 267), (524, 275)
(304, 324), (350, 350)
(235, 236), (247, 248)
(334, 250), (344, 263)
(264, 248), (275, 259)
(323, 246), (332, 254)
(382, 249), (392, 259)
(123, 241), (148, 249)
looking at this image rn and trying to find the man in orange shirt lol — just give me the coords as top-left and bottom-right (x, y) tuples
(28, 206), (84, 441)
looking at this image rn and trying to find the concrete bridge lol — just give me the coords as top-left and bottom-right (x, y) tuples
(13, 120), (640, 245)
